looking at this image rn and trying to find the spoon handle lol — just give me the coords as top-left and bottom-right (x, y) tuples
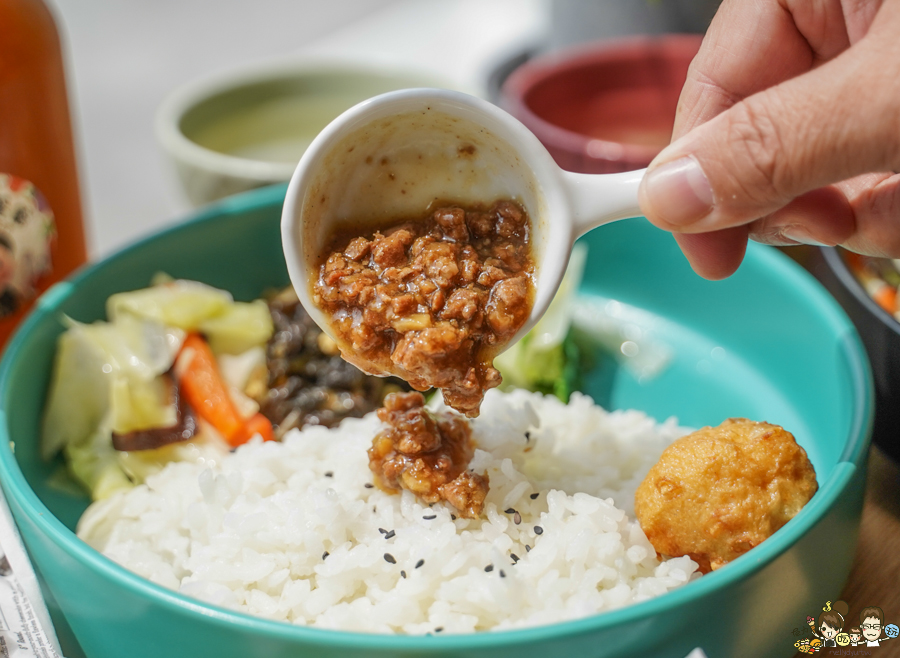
(561, 168), (647, 238)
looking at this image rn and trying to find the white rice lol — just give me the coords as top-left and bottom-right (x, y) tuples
(77, 389), (700, 633)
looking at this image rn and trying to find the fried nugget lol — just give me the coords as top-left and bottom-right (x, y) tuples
(634, 418), (817, 573)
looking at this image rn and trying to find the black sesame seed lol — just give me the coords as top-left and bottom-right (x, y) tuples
(324, 471), (333, 477)
(504, 508), (516, 514)
(530, 493), (539, 500)
(435, 627), (444, 633)
(415, 559), (425, 569)
(451, 514), (457, 520)
(513, 512), (521, 525)
(378, 528), (388, 535)
(500, 570), (506, 578)
(400, 570), (407, 579)
(322, 551), (329, 559)
(484, 564), (494, 573)
(510, 553), (519, 563)
(525, 432), (531, 442)
(423, 514), (437, 520)
(384, 553), (396, 564)
(525, 544), (532, 552)
(534, 525), (544, 535)
(364, 483), (374, 489)
(384, 530), (396, 540)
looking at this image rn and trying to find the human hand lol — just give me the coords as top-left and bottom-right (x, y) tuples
(637, 0), (900, 279)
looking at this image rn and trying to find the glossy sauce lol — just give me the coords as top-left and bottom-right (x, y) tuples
(313, 200), (534, 416)
(368, 391), (488, 518)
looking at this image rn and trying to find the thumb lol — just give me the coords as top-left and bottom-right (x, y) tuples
(638, 35), (900, 238)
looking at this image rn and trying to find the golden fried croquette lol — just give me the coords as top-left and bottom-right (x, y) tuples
(634, 418), (817, 573)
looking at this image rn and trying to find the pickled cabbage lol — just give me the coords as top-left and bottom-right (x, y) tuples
(41, 314), (183, 460)
(108, 278), (273, 354)
(198, 299), (273, 355)
(107, 279), (232, 329)
(41, 277), (275, 499)
(64, 424), (134, 500)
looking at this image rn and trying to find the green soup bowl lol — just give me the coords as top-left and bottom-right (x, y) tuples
(0, 185), (872, 658)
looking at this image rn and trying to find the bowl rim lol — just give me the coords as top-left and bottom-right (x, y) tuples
(0, 185), (875, 649)
(154, 58), (471, 183)
(821, 246), (900, 337)
(499, 33), (704, 166)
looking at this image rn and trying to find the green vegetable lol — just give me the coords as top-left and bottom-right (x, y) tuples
(41, 324), (110, 461)
(107, 279), (232, 330)
(108, 277), (273, 354)
(495, 244), (587, 402)
(64, 425), (134, 500)
(42, 277), (275, 500)
(198, 299), (274, 355)
(559, 333), (582, 401)
(41, 314), (183, 461)
(116, 437), (225, 485)
(496, 332), (582, 401)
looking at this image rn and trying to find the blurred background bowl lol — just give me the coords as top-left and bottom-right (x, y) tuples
(0, 185), (873, 658)
(499, 34), (702, 174)
(817, 247), (900, 463)
(156, 61), (466, 206)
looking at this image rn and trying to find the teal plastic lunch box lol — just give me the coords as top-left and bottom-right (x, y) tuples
(0, 185), (872, 657)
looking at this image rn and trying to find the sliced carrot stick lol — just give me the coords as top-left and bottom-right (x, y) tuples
(843, 251), (865, 273)
(232, 412), (274, 445)
(873, 284), (899, 314)
(178, 333), (273, 446)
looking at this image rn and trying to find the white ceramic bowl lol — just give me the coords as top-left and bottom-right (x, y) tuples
(156, 61), (467, 206)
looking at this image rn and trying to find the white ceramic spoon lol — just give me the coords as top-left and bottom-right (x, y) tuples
(281, 88), (645, 350)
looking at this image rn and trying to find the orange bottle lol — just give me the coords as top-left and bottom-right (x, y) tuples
(0, 0), (88, 350)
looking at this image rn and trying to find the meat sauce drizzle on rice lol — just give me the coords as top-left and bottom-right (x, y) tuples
(78, 389), (700, 634)
(368, 391), (489, 519)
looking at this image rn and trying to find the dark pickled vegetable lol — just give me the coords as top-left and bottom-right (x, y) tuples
(259, 288), (410, 436)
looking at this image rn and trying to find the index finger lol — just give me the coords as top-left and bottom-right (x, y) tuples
(673, 0), (848, 138)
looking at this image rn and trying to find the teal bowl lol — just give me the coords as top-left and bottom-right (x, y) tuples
(0, 185), (873, 658)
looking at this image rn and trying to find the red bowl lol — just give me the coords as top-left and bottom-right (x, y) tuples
(501, 34), (704, 174)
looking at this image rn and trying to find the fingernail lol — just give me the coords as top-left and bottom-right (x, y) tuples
(643, 156), (714, 226)
(781, 226), (832, 247)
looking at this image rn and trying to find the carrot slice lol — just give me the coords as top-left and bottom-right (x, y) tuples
(843, 251), (865, 273)
(232, 412), (274, 445)
(178, 333), (273, 446)
(873, 284), (899, 314)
